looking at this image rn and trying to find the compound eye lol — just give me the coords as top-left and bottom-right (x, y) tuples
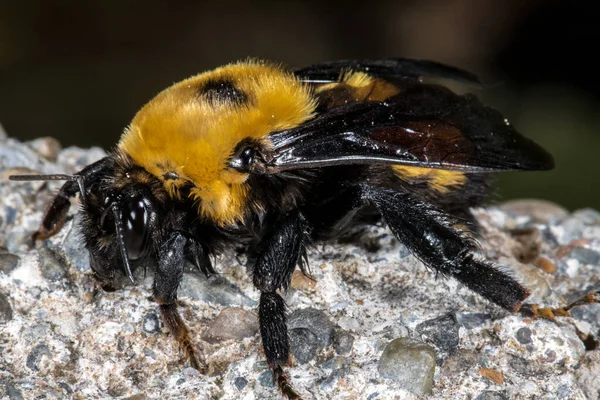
(229, 146), (256, 172)
(122, 198), (149, 260)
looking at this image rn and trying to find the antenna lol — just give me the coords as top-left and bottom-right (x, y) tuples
(9, 173), (88, 204)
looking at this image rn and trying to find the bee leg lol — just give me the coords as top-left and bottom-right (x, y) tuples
(153, 231), (205, 372)
(521, 291), (600, 321)
(361, 185), (530, 312)
(253, 212), (307, 400)
(35, 156), (113, 241)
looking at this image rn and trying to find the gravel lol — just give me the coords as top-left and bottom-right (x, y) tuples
(1, 136), (600, 399)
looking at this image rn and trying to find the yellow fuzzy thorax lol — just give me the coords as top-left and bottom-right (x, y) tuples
(119, 61), (316, 225)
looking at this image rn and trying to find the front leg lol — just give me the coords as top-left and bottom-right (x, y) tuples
(153, 231), (205, 372)
(252, 211), (308, 400)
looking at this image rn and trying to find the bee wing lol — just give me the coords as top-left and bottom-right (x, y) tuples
(264, 84), (554, 173)
(294, 58), (482, 86)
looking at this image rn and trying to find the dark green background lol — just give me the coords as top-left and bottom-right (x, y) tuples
(1, 1), (598, 210)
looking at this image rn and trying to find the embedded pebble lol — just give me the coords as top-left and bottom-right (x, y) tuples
(289, 328), (319, 364)
(378, 337), (436, 396)
(454, 312), (491, 329)
(0, 252), (20, 273)
(0, 292), (13, 322)
(570, 247), (600, 266)
(258, 370), (274, 387)
(201, 307), (258, 343)
(62, 215), (90, 271)
(26, 342), (51, 371)
(178, 274), (255, 307)
(515, 327), (533, 344)
(233, 377), (247, 391)
(416, 313), (459, 362)
(38, 247), (69, 282)
(142, 312), (160, 334)
(26, 137), (62, 161)
(332, 329), (354, 355)
(475, 391), (509, 400)
(288, 308), (334, 349)
(500, 199), (568, 224)
(0, 380), (24, 400)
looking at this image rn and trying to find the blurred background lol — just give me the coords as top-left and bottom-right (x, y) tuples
(0, 0), (598, 210)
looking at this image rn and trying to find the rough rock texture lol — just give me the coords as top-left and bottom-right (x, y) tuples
(1, 135), (600, 399)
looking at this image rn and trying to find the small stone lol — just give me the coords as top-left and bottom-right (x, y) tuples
(378, 337), (436, 396)
(570, 247), (600, 266)
(477, 368), (504, 384)
(57, 382), (72, 395)
(0, 293), (13, 322)
(27, 137), (62, 161)
(289, 328), (319, 364)
(515, 327), (532, 344)
(572, 208), (600, 225)
(416, 313), (459, 362)
(63, 215), (90, 272)
(501, 200), (568, 224)
(142, 312), (160, 334)
(0, 380), (24, 400)
(26, 343), (51, 371)
(454, 312), (491, 329)
(201, 308), (258, 343)
(288, 308), (334, 350)
(258, 370), (274, 387)
(233, 377), (247, 391)
(182, 367), (201, 378)
(367, 393), (379, 400)
(38, 247), (69, 282)
(475, 391), (509, 400)
(178, 274), (255, 307)
(0, 252), (20, 274)
(332, 330), (354, 355)
(290, 270), (316, 291)
(532, 256), (557, 274)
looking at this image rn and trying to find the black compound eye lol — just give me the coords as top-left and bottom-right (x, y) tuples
(230, 146), (256, 172)
(122, 198), (149, 260)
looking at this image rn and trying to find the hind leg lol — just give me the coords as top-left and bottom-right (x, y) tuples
(361, 185), (530, 311)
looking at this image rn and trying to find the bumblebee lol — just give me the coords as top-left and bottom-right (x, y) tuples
(11, 58), (593, 399)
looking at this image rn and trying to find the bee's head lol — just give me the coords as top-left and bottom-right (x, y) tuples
(81, 168), (167, 290)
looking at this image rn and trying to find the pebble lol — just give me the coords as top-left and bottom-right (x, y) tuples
(500, 199), (568, 225)
(475, 391), (509, 400)
(0, 380), (24, 400)
(0, 252), (20, 274)
(570, 247), (600, 266)
(38, 247), (69, 283)
(178, 274), (255, 307)
(378, 337), (436, 396)
(233, 377), (247, 391)
(258, 370), (274, 388)
(142, 312), (160, 334)
(288, 308), (334, 349)
(0, 292), (13, 322)
(289, 328), (319, 364)
(62, 215), (90, 272)
(572, 208), (600, 225)
(26, 137), (62, 161)
(454, 312), (491, 329)
(416, 313), (459, 362)
(515, 327), (533, 345)
(26, 343), (51, 372)
(201, 307), (258, 343)
(332, 329), (354, 355)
